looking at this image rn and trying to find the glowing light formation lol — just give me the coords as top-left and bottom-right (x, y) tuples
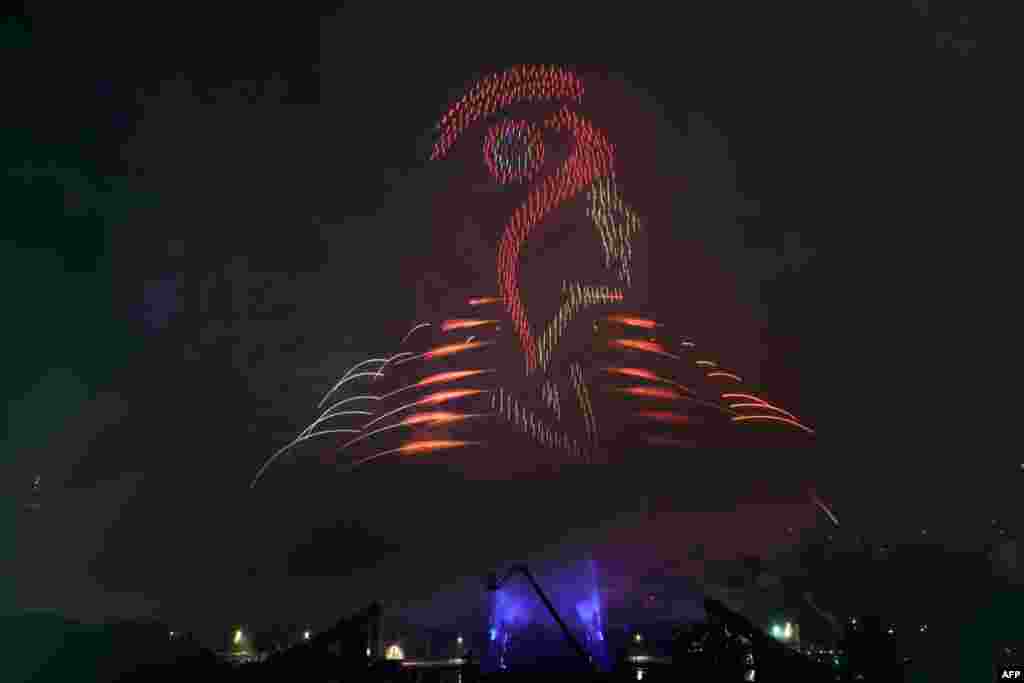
(570, 362), (598, 447)
(497, 386), (584, 458)
(484, 120), (545, 183)
(432, 65), (583, 162)
(605, 315), (659, 330)
(537, 282), (625, 371)
(252, 65), (816, 489)
(441, 318), (499, 333)
(496, 104), (616, 373)
(587, 176), (642, 286)
(541, 379), (562, 421)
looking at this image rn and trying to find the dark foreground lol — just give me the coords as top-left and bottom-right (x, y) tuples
(7, 593), (1021, 682)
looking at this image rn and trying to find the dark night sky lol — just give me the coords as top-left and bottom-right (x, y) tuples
(4, 4), (1008, 651)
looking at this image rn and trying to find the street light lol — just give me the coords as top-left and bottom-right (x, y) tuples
(303, 630), (311, 641)
(771, 622), (793, 642)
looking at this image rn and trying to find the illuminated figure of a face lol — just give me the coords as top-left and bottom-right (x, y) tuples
(252, 65), (813, 486)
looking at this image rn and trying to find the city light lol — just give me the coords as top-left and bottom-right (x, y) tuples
(233, 629), (243, 645)
(636, 667), (645, 680)
(386, 644), (404, 660)
(366, 648), (371, 657)
(457, 635), (463, 645)
(633, 632), (643, 644)
(771, 622), (793, 641)
(303, 630), (311, 641)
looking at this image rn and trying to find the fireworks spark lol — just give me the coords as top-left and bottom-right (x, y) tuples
(400, 323), (432, 346)
(396, 340), (494, 365)
(602, 367), (693, 393)
(615, 386), (685, 401)
(604, 315), (659, 329)
(344, 440), (484, 471)
(251, 428), (363, 489)
(360, 388), (490, 432)
(721, 393), (799, 421)
(379, 369), (495, 401)
(731, 415), (815, 435)
(335, 411), (488, 452)
(468, 296), (503, 306)
(254, 65), (816, 488)
(810, 490), (841, 527)
(706, 371), (743, 383)
(317, 356), (394, 408)
(441, 319), (500, 333)
(609, 339), (680, 360)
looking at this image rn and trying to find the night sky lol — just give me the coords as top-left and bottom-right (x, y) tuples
(5, 4), (1006, 652)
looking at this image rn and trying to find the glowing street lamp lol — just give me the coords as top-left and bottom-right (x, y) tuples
(772, 622), (794, 641)
(233, 628), (243, 646)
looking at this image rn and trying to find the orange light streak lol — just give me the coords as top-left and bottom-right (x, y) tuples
(615, 386), (683, 400)
(707, 371), (743, 382)
(392, 439), (481, 456)
(441, 319), (499, 332)
(360, 389), (488, 432)
(604, 315), (660, 329)
(610, 339), (680, 360)
(731, 415), (815, 435)
(410, 369), (494, 390)
(604, 366), (661, 381)
(721, 393), (799, 421)
(336, 411), (479, 451)
(345, 440), (483, 470)
(398, 411), (473, 427)
(468, 297), (503, 306)
(602, 367), (694, 393)
(378, 369), (494, 401)
(396, 340), (494, 366)
(728, 403), (798, 420)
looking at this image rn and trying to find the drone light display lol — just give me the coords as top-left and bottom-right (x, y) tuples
(253, 63), (814, 488)
(253, 64), (816, 675)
